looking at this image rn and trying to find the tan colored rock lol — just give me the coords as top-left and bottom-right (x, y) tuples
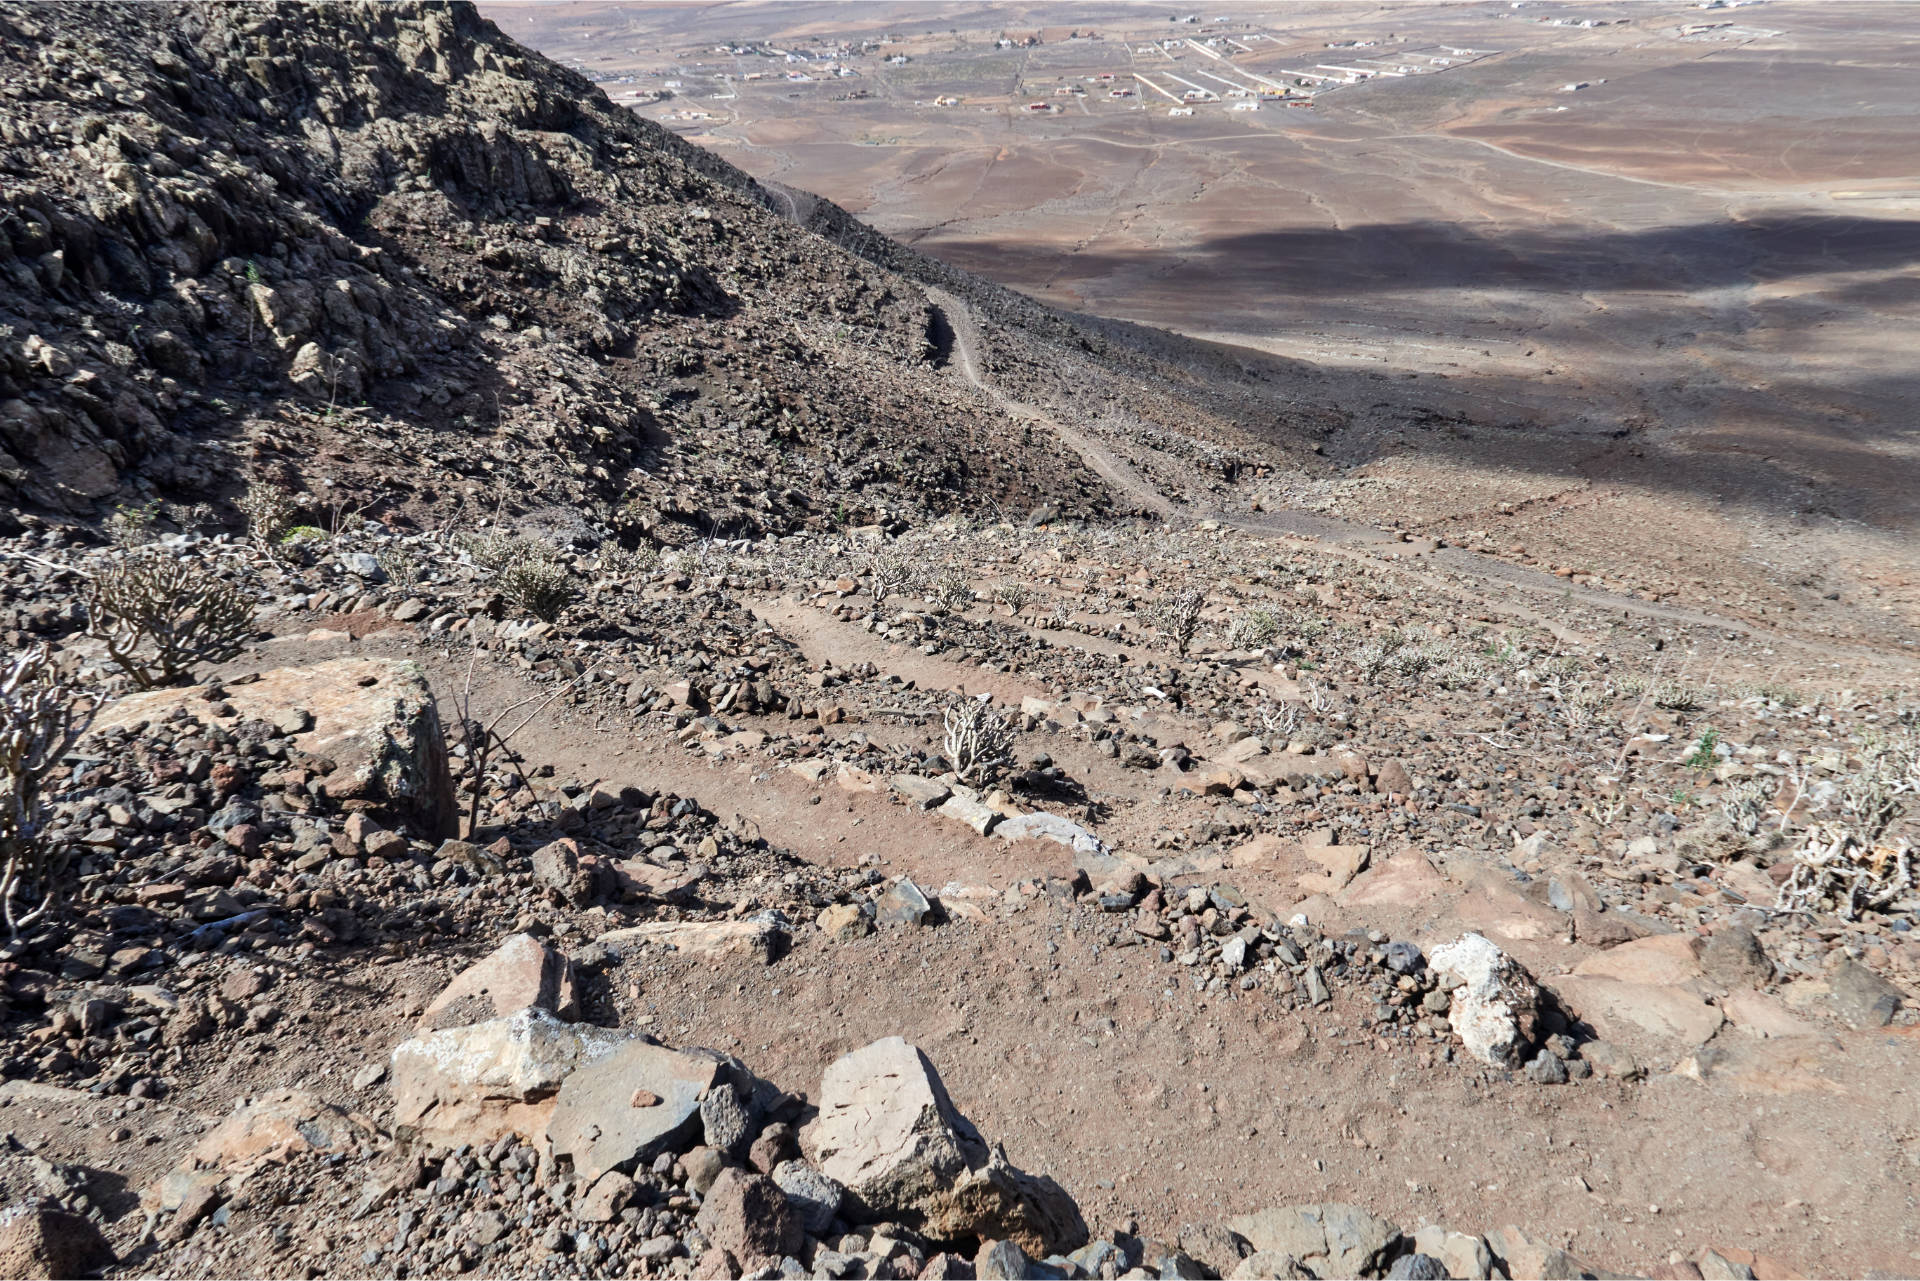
(1225, 1203), (1400, 1277)
(817, 902), (873, 941)
(93, 658), (457, 838)
(1340, 854), (1447, 908)
(1219, 735), (1267, 765)
(418, 933), (578, 1032)
(575, 1170), (637, 1223)
(1572, 933), (1702, 986)
(146, 1089), (368, 1214)
(1721, 993), (1825, 1040)
(389, 1008), (632, 1147)
(1297, 838), (1369, 895)
(802, 1037), (1086, 1258)
(1230, 834), (1287, 869)
(1549, 975), (1725, 1059)
(597, 914), (787, 963)
(1485, 1225), (1592, 1280)
(1412, 1226), (1494, 1280)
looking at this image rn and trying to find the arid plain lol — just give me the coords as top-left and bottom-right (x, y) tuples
(491, 0), (1920, 658)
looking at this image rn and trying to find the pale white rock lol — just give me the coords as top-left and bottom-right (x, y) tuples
(1429, 933), (1542, 1069)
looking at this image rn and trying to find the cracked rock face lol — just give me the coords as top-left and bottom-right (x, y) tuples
(1429, 933), (1543, 1070)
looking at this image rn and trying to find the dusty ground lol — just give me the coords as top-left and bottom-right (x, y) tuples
(494, 0), (1920, 653)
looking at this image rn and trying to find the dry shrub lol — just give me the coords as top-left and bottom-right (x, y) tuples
(85, 550), (254, 689)
(1, 649), (92, 937)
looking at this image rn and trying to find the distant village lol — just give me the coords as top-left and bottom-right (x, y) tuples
(555, 6), (1747, 131)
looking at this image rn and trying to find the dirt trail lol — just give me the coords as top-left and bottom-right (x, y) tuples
(227, 631), (1920, 1281)
(924, 287), (1828, 648)
(750, 597), (1053, 706)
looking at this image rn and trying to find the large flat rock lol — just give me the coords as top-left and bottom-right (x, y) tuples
(95, 657), (457, 838)
(389, 1008), (632, 1147)
(545, 1041), (724, 1181)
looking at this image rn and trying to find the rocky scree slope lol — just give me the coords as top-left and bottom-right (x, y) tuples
(0, 0), (1183, 542)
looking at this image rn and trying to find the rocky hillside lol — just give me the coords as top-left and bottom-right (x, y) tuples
(0, 1), (1301, 545)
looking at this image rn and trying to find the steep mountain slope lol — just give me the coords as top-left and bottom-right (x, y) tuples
(0, 1), (1294, 544)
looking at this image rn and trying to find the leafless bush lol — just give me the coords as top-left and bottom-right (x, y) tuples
(235, 482), (296, 558)
(1389, 641), (1437, 679)
(1257, 699), (1302, 744)
(867, 548), (916, 609)
(597, 541), (658, 579)
(927, 567), (974, 615)
(460, 528), (537, 573)
(1, 649), (93, 938)
(992, 581), (1031, 616)
(1776, 728), (1917, 918)
(85, 550), (255, 688)
(1653, 679), (1705, 712)
(943, 695), (1014, 785)
(1156, 586), (1205, 656)
(1720, 778), (1772, 838)
(379, 548), (423, 593)
(1228, 606), (1282, 650)
(497, 554), (578, 623)
(105, 500), (160, 548)
(1351, 630), (1406, 683)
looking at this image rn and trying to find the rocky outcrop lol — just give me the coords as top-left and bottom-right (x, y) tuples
(93, 657), (457, 839)
(0, 1202), (114, 1281)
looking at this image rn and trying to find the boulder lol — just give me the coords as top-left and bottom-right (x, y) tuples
(417, 933), (578, 1032)
(389, 1008), (633, 1147)
(1828, 959), (1904, 1027)
(939, 794), (1001, 837)
(1177, 1222), (1251, 1276)
(1411, 1226), (1494, 1280)
(817, 902), (874, 942)
(693, 1168), (805, 1262)
(802, 1037), (1086, 1257)
(93, 658), (458, 838)
(876, 878), (933, 927)
(544, 1040), (727, 1180)
(1226, 1203), (1400, 1279)
(975, 1240), (1036, 1281)
(995, 812), (1108, 855)
(1372, 759), (1414, 795)
(891, 775), (953, 810)
(1429, 933), (1542, 1069)
(1485, 1225), (1593, 1280)
(1571, 933), (1702, 986)
(1231, 1251), (1308, 1280)
(1549, 976), (1724, 1060)
(532, 839), (594, 905)
(575, 1171), (636, 1223)
(0, 1202), (114, 1280)
(1700, 926), (1773, 989)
